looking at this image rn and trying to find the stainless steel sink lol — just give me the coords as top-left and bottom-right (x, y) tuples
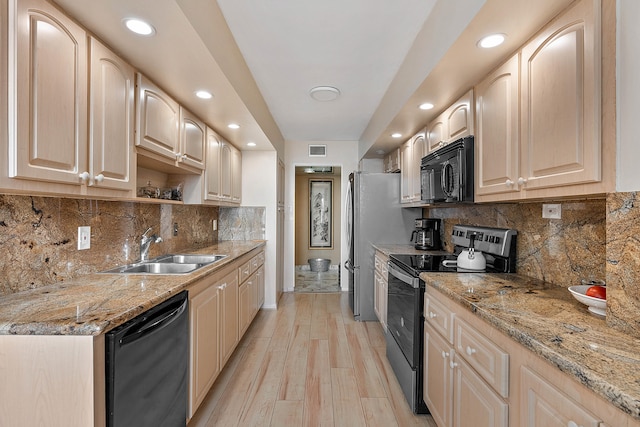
(99, 253), (227, 275)
(154, 254), (227, 265)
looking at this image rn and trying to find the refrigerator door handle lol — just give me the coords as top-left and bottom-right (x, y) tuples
(345, 259), (358, 272)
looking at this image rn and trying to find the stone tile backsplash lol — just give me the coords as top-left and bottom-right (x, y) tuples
(426, 199), (607, 287)
(0, 195), (218, 294)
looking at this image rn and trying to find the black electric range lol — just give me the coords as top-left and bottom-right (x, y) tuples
(385, 224), (517, 414)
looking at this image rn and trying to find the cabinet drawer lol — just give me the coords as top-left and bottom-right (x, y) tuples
(454, 317), (509, 398)
(250, 256), (259, 274)
(239, 260), (251, 283)
(374, 254), (383, 273)
(425, 293), (454, 344)
(521, 366), (600, 427)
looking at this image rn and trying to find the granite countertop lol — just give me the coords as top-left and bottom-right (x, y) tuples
(420, 271), (640, 421)
(0, 240), (265, 336)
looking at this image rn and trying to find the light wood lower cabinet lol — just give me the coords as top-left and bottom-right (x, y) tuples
(238, 251), (265, 335)
(373, 251), (388, 331)
(424, 287), (638, 427)
(424, 313), (508, 427)
(188, 274), (221, 418)
(187, 248), (263, 419)
(188, 267), (238, 418)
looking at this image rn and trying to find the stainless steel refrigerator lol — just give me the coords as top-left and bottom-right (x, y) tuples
(345, 172), (421, 321)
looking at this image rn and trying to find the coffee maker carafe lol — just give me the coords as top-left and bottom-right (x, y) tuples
(411, 218), (441, 250)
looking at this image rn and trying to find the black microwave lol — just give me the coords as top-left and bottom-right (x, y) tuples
(420, 136), (474, 204)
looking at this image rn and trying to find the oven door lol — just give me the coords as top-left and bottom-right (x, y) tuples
(387, 261), (422, 368)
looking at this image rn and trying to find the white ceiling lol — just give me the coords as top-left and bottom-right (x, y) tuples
(52, 0), (573, 158)
(216, 0), (437, 142)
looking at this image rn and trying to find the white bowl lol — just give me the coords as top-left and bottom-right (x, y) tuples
(568, 285), (606, 317)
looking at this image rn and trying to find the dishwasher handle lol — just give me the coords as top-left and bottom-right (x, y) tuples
(120, 296), (188, 347)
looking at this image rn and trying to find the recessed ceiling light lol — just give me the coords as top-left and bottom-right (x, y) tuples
(376, 149), (385, 155)
(123, 18), (155, 36)
(478, 33), (506, 48)
(419, 103), (434, 110)
(247, 142), (256, 147)
(195, 90), (212, 99)
(309, 86), (341, 102)
(391, 133), (402, 138)
(228, 123), (240, 129)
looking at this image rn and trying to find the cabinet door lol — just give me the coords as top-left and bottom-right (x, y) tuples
(453, 355), (508, 427)
(10, 0), (88, 185)
(204, 127), (222, 201)
(219, 270), (239, 365)
(256, 264), (265, 309)
(179, 107), (206, 171)
(220, 142), (233, 200)
(189, 282), (220, 417)
(447, 90), (474, 141)
(475, 55), (520, 199)
(89, 37), (135, 191)
(400, 140), (413, 203)
(426, 117), (447, 154)
(231, 145), (242, 204)
(520, 0), (601, 191)
(136, 74), (180, 160)
(238, 281), (251, 336)
(374, 270), (382, 323)
(410, 133), (425, 201)
(424, 323), (453, 427)
(520, 366), (600, 427)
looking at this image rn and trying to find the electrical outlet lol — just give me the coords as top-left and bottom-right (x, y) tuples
(78, 226), (91, 250)
(212, 219), (218, 231)
(542, 204), (562, 219)
(173, 222), (178, 236)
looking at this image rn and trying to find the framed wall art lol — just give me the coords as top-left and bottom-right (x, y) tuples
(309, 179), (332, 249)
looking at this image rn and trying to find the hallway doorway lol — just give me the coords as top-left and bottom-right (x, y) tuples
(294, 166), (342, 292)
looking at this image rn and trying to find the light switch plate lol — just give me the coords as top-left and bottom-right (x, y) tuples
(78, 226), (91, 250)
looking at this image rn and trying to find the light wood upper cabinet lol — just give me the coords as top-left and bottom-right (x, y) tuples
(204, 127), (222, 201)
(384, 148), (400, 173)
(179, 107), (206, 171)
(9, 0), (88, 186)
(475, 55), (520, 199)
(520, 0), (601, 192)
(446, 90), (474, 142)
(88, 37), (135, 192)
(425, 90), (474, 155)
(476, 0), (612, 202)
(220, 141), (233, 200)
(426, 118), (447, 153)
(400, 130), (425, 204)
(231, 144), (242, 204)
(135, 74), (180, 162)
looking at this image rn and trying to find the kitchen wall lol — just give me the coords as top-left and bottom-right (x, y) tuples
(426, 195), (640, 340)
(0, 195), (219, 295)
(219, 206), (266, 240)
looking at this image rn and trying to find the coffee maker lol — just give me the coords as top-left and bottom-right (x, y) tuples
(411, 218), (442, 250)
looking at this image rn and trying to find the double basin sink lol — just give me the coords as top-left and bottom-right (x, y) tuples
(100, 254), (227, 275)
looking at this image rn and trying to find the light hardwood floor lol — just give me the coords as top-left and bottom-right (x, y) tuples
(189, 292), (436, 427)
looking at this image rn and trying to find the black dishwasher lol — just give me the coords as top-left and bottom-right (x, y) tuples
(106, 291), (189, 427)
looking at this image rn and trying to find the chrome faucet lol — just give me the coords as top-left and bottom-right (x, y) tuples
(140, 227), (163, 261)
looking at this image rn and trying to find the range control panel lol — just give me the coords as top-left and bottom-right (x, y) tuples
(451, 225), (517, 258)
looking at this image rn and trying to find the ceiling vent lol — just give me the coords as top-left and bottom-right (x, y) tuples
(308, 144), (327, 157)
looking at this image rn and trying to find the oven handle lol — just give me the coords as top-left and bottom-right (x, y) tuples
(388, 261), (420, 288)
